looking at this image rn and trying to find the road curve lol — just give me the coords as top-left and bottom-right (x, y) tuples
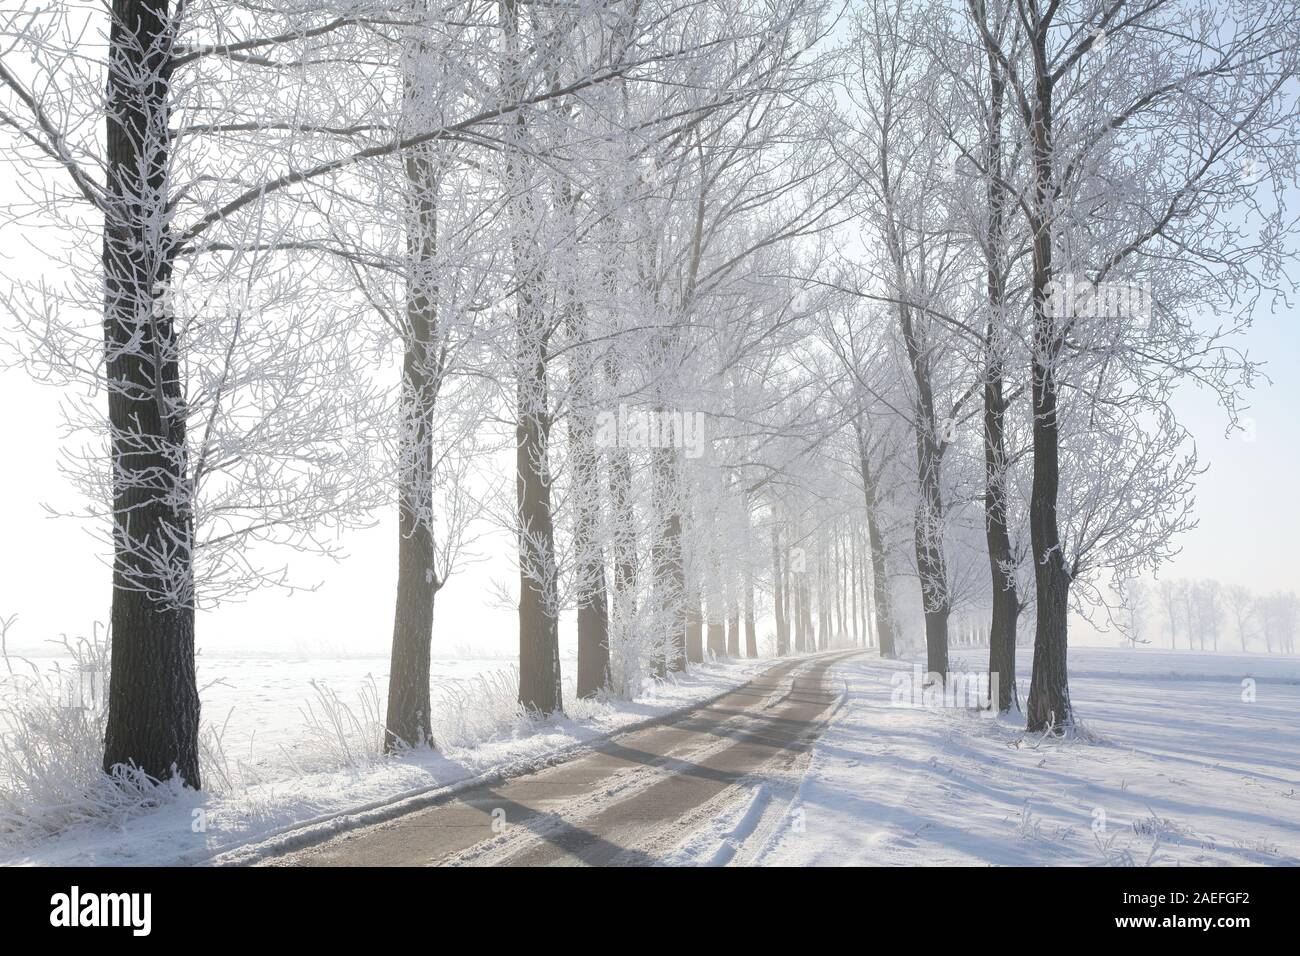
(266, 650), (858, 867)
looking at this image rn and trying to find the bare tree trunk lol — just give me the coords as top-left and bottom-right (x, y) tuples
(704, 524), (726, 659)
(848, 523), (860, 646)
(843, 531), (852, 640)
(667, 506), (687, 673)
(516, 361), (561, 713)
(864, 511), (894, 657)
(792, 564), (805, 653)
(816, 546), (826, 650)
(857, 526), (868, 646)
(983, 326), (1019, 708)
(801, 575), (814, 653)
(977, 25), (1019, 713)
(568, 306), (609, 696)
(504, 0), (561, 715)
(854, 420), (897, 658)
(913, 430), (951, 676)
(725, 559), (740, 657)
(608, 452), (636, 593)
(572, 427), (610, 696)
(744, 569), (757, 657)
(686, 583), (704, 663)
(652, 449), (686, 673)
(835, 528), (847, 640)
(783, 537), (794, 650)
(101, 0), (201, 787)
(603, 351), (638, 680)
(862, 529), (875, 649)
(707, 593), (726, 658)
(386, 142), (443, 750)
(772, 517), (788, 655)
(1024, 25), (1072, 733)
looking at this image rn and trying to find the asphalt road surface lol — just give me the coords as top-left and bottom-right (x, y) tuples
(266, 650), (858, 867)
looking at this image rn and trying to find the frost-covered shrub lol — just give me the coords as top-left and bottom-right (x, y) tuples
(607, 601), (678, 700)
(0, 632), (179, 844)
(431, 668), (530, 749)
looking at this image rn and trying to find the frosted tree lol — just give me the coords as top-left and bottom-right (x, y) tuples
(967, 0), (1299, 731)
(836, 0), (992, 677)
(1225, 584), (1257, 653)
(0, 0), (661, 781)
(0, 1), (395, 783)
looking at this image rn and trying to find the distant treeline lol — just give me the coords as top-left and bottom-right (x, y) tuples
(1125, 579), (1298, 654)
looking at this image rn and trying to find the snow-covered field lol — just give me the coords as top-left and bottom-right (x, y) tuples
(752, 647), (1300, 866)
(0, 651), (773, 866)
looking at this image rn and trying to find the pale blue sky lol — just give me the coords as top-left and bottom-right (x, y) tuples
(1162, 293), (1300, 593)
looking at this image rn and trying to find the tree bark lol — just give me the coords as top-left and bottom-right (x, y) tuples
(572, 418), (610, 696)
(795, 572), (806, 655)
(771, 516), (788, 655)
(516, 362), (562, 714)
(100, 0), (201, 787)
(849, 524), (860, 645)
(978, 26), (1019, 713)
(706, 540), (726, 659)
(568, 305), (609, 697)
(707, 615), (726, 658)
(911, 401), (951, 677)
(816, 544), (827, 649)
(854, 419), (897, 658)
(686, 584), (704, 663)
(652, 449), (686, 673)
(602, 351), (638, 680)
(504, 0), (562, 715)
(1024, 26), (1072, 732)
(726, 589), (740, 658)
(792, 567), (805, 653)
(386, 142), (443, 750)
(982, 365), (1018, 709)
(743, 570), (757, 658)
(835, 529), (847, 640)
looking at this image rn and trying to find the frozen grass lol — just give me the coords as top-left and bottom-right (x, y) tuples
(291, 677), (386, 774)
(432, 668), (530, 750)
(269, 660), (687, 773)
(269, 668), (534, 772)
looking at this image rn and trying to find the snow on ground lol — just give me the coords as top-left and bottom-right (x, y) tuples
(6, 644), (1297, 866)
(752, 647), (1300, 866)
(0, 653), (773, 866)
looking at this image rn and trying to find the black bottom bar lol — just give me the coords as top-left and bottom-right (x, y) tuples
(1, 865), (1293, 941)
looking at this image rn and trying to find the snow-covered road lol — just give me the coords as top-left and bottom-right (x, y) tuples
(260, 652), (855, 866)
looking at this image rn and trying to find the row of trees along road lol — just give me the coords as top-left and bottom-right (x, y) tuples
(1, 0), (1295, 786)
